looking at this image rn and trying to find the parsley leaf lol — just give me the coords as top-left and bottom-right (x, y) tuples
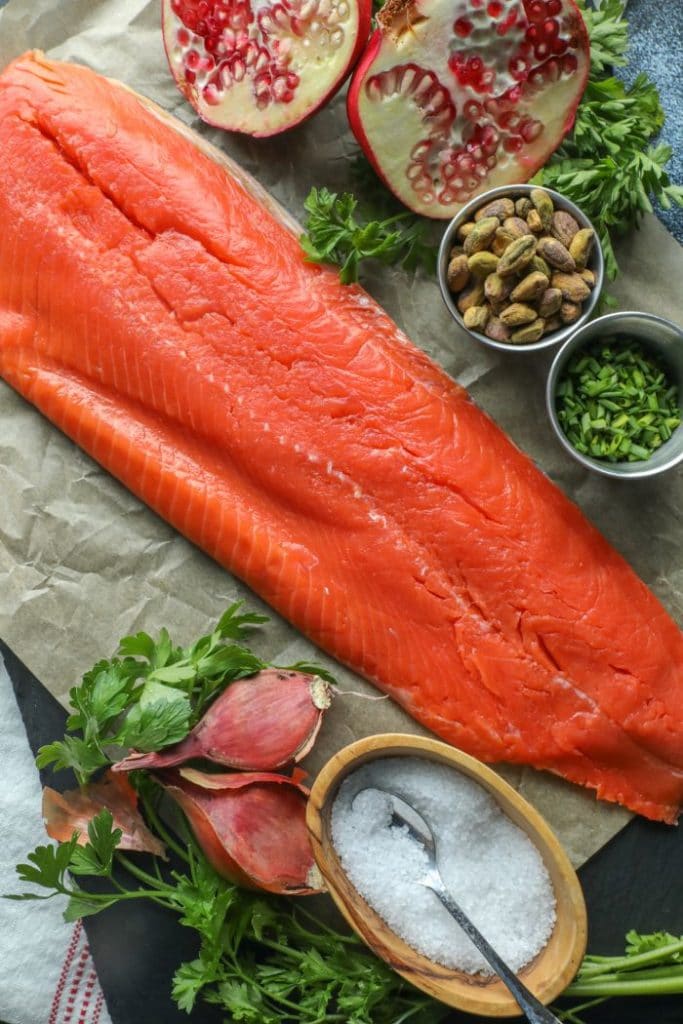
(535, 2), (683, 280)
(300, 187), (437, 284)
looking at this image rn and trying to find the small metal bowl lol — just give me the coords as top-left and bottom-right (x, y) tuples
(438, 184), (604, 354)
(546, 311), (683, 479)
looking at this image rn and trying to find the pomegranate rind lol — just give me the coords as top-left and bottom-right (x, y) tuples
(347, 0), (590, 218)
(162, 0), (372, 138)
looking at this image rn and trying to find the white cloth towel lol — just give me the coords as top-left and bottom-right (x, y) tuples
(0, 654), (112, 1024)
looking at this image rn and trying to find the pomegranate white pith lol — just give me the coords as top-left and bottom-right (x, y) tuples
(347, 0), (589, 218)
(163, 0), (370, 137)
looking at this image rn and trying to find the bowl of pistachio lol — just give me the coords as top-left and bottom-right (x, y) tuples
(438, 184), (604, 353)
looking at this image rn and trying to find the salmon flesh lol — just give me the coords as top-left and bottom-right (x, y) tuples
(1, 52), (682, 822)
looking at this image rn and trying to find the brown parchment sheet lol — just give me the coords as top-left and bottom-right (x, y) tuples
(1, 0), (682, 867)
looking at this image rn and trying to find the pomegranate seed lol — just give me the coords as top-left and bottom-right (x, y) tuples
(171, 0), (183, 12)
(464, 100), (481, 120)
(508, 57), (528, 80)
(527, 0), (545, 22)
(185, 48), (201, 69)
(185, 69), (197, 83)
(551, 37), (567, 55)
(504, 135), (523, 153)
(176, 27), (191, 45)
(196, 19), (208, 34)
(562, 53), (578, 74)
(454, 16), (473, 37)
(547, 0), (561, 13)
(197, 1), (210, 16)
(286, 72), (299, 89)
(232, 57), (246, 80)
(202, 82), (222, 104)
(184, 11), (198, 29)
(487, 0), (503, 16)
(520, 118), (543, 142)
(543, 17), (558, 37)
(527, 25), (539, 42)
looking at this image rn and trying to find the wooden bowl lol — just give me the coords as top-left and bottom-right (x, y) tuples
(306, 733), (587, 1018)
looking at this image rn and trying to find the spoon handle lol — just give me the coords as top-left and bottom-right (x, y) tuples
(426, 875), (563, 1024)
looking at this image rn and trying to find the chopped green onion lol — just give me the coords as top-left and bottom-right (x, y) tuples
(555, 338), (681, 463)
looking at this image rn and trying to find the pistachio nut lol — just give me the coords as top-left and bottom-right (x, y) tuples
(537, 286), (563, 319)
(526, 208), (544, 233)
(543, 315), (562, 335)
(467, 250), (500, 277)
(537, 236), (576, 272)
(531, 254), (551, 278)
(530, 188), (554, 230)
(484, 316), (511, 343)
(457, 279), (486, 314)
(510, 270), (549, 303)
(500, 303), (538, 327)
(551, 210), (580, 248)
(580, 268), (596, 288)
(463, 216), (499, 254)
(515, 196), (532, 218)
(551, 271), (591, 303)
(457, 220), (476, 241)
(484, 272), (513, 305)
(497, 234), (536, 277)
(511, 318), (545, 344)
(463, 305), (491, 331)
(447, 253), (470, 293)
(475, 197), (515, 222)
(560, 301), (581, 325)
(502, 216), (533, 239)
(568, 227), (595, 270)
(492, 227), (518, 256)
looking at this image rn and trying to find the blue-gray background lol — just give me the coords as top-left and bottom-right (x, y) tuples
(0, 0), (680, 242)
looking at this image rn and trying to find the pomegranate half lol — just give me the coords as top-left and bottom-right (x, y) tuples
(163, 0), (372, 137)
(347, 0), (590, 218)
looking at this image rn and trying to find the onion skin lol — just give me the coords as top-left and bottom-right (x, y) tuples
(43, 771), (166, 857)
(162, 767), (325, 894)
(113, 669), (331, 774)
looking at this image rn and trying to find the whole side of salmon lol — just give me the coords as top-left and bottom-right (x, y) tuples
(1, 52), (682, 822)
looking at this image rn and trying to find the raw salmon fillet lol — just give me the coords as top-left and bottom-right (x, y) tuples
(1, 52), (682, 822)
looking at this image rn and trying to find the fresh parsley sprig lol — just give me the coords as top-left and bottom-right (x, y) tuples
(9, 800), (448, 1024)
(555, 930), (683, 1021)
(534, 0), (683, 279)
(300, 187), (437, 284)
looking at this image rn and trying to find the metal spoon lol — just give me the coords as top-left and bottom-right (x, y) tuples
(358, 788), (563, 1024)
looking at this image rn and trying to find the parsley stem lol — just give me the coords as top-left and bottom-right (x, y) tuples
(139, 792), (190, 864)
(115, 852), (174, 894)
(576, 939), (683, 976)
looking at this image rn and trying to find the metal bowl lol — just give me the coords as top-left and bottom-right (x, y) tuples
(438, 184), (604, 354)
(546, 311), (683, 479)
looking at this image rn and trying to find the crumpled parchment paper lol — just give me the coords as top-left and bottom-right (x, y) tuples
(1, 0), (682, 866)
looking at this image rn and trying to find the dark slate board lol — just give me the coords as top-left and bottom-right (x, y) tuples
(4, 641), (683, 1024)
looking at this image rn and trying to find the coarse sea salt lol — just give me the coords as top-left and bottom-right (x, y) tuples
(330, 756), (556, 975)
